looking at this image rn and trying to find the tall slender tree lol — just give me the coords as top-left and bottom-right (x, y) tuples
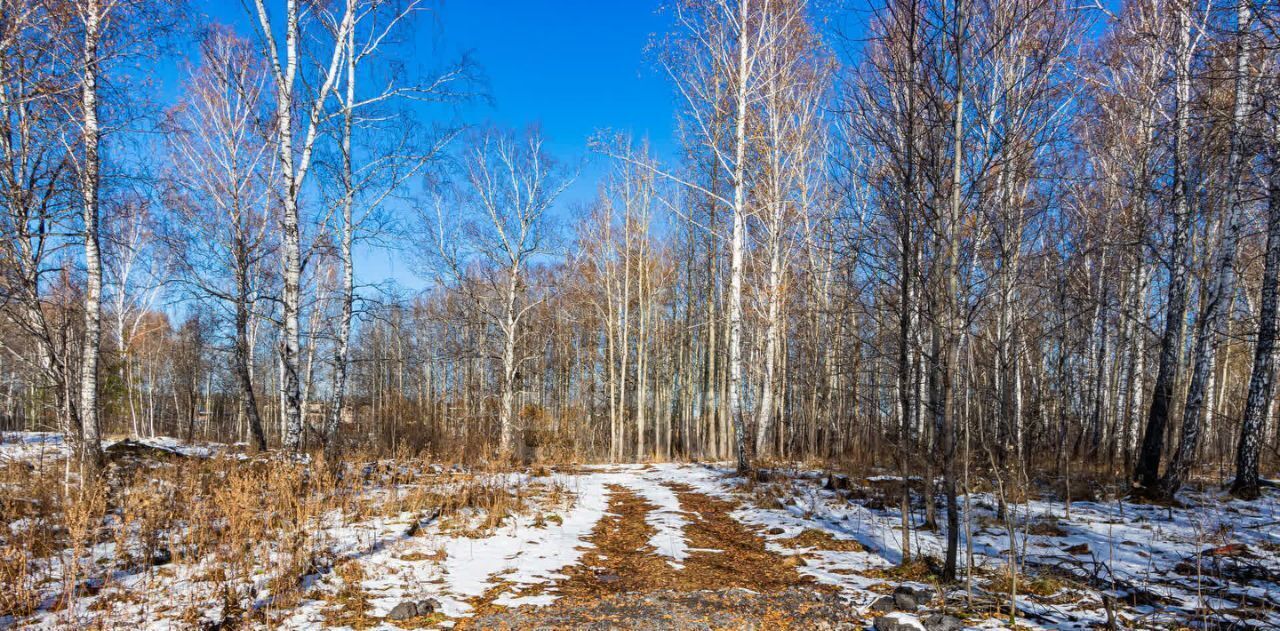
(246, 0), (354, 451)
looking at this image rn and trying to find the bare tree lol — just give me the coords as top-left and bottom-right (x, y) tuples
(752, 0), (826, 459)
(163, 27), (276, 450)
(581, 137), (660, 461)
(69, 0), (178, 472)
(1233, 118), (1280, 499)
(102, 193), (166, 438)
(1231, 2), (1278, 499)
(245, 0), (354, 451)
(1161, 0), (1254, 497)
(1133, 0), (1208, 496)
(0, 0), (82, 457)
(648, 0), (800, 471)
(427, 126), (571, 455)
(320, 0), (471, 454)
(74, 0), (107, 474)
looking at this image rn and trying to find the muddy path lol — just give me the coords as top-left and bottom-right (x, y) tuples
(459, 481), (858, 630)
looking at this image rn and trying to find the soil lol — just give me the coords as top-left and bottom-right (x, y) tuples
(458, 482), (861, 630)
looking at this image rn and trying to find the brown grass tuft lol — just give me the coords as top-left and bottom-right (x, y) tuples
(776, 528), (865, 552)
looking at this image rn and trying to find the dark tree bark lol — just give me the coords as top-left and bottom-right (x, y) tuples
(1232, 137), (1280, 500)
(1161, 0), (1251, 498)
(234, 259), (267, 451)
(1133, 5), (1194, 497)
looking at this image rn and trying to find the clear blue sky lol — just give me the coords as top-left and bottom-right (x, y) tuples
(176, 1), (681, 293)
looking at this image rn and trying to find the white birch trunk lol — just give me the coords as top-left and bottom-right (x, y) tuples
(1163, 0), (1252, 493)
(78, 0), (104, 473)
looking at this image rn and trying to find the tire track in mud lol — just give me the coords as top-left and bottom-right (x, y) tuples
(558, 481), (817, 596)
(457, 477), (851, 630)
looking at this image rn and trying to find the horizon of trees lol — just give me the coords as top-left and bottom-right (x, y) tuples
(3, 0), (1280, 577)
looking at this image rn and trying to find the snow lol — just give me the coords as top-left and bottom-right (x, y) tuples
(0, 431), (66, 463)
(879, 612), (927, 630)
(435, 472), (611, 612)
(613, 469), (691, 567)
(3, 434), (1277, 630)
(715, 467), (1279, 629)
(603, 463), (1280, 629)
(288, 467), (701, 626)
(0, 431), (227, 463)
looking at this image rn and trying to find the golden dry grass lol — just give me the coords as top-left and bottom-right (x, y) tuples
(0, 447), (524, 627)
(776, 528), (865, 552)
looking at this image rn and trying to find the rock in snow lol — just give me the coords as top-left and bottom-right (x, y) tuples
(874, 613), (927, 631)
(387, 597), (442, 620)
(892, 584), (934, 610)
(386, 601), (419, 620)
(922, 613), (963, 631)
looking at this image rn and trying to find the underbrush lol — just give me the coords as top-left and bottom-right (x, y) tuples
(0, 447), (531, 627)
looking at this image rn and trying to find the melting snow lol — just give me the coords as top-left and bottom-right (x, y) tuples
(4, 437), (1277, 630)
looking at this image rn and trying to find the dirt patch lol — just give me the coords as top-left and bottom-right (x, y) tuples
(454, 484), (673, 628)
(457, 482), (845, 630)
(670, 483), (819, 592)
(465, 587), (861, 630)
(523, 482), (816, 601)
(557, 484), (680, 596)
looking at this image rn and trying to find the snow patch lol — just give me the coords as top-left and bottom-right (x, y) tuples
(618, 473), (691, 567)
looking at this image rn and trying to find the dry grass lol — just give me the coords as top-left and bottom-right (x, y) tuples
(0, 446), (521, 627)
(985, 567), (1065, 598)
(433, 474), (532, 538)
(533, 512), (563, 528)
(320, 560), (374, 629)
(399, 548), (446, 562)
(777, 528), (865, 552)
(863, 557), (939, 583)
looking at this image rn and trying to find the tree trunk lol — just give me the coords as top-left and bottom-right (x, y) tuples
(754, 236), (783, 458)
(326, 11), (357, 456)
(78, 0), (105, 476)
(940, 0), (965, 580)
(499, 268), (519, 454)
(1232, 128), (1280, 500)
(250, 0), (352, 452)
(235, 259), (267, 451)
(1161, 1), (1250, 497)
(727, 0), (752, 473)
(1133, 6), (1194, 495)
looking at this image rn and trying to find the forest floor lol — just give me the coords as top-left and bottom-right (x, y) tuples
(2, 433), (1280, 629)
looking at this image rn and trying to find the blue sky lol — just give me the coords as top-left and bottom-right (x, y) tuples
(177, 1), (682, 293)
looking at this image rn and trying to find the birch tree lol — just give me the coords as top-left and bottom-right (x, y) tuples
(429, 126), (570, 455)
(102, 194), (166, 438)
(1160, 0), (1254, 497)
(65, 0), (177, 471)
(582, 138), (660, 461)
(74, 0), (107, 474)
(1232, 113), (1280, 500)
(652, 0), (798, 471)
(320, 0), (469, 453)
(246, 0), (354, 451)
(163, 27), (275, 451)
(0, 0), (82, 459)
(752, 4), (826, 458)
(1133, 0), (1207, 496)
